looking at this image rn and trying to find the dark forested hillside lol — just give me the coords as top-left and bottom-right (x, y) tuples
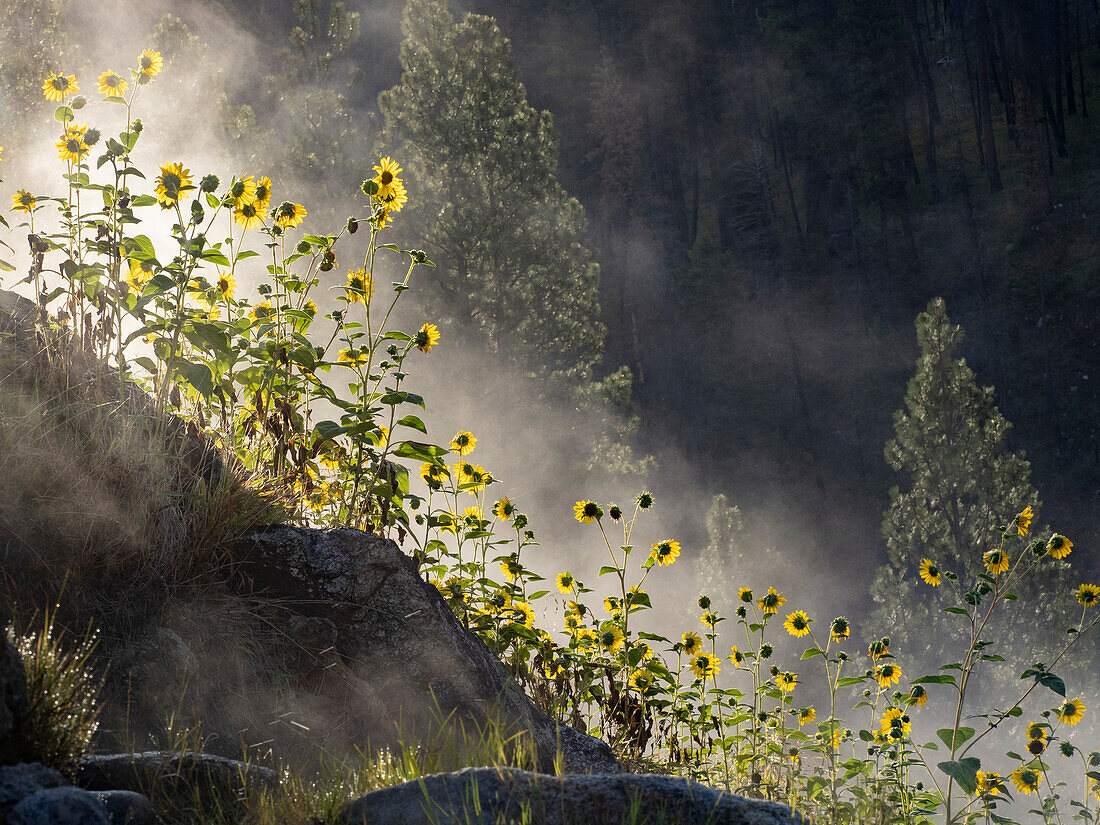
(452, 0), (1100, 579)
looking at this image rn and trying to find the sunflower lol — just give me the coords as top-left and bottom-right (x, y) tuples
(681, 631), (702, 655)
(500, 557), (524, 582)
(1077, 583), (1100, 607)
(636, 491), (654, 509)
(55, 125), (90, 164)
(907, 685), (928, 707)
(598, 624), (624, 653)
(42, 72), (78, 101)
(793, 707), (815, 727)
(574, 500), (602, 524)
(784, 610), (811, 638)
(983, 548), (1010, 575)
(626, 586), (647, 608)
(603, 596), (620, 615)
(249, 300), (274, 324)
(507, 600), (535, 627)
(372, 156), (404, 200)
(124, 258), (154, 293)
(556, 571), (575, 594)
(273, 201), (307, 229)
(461, 505), (482, 527)
(138, 49), (163, 78)
(757, 587), (786, 615)
(830, 616), (850, 642)
(879, 707), (911, 740)
(700, 610), (719, 628)
(729, 644), (743, 664)
(1014, 505), (1034, 536)
(493, 497), (514, 519)
(344, 269), (374, 303)
(155, 162), (193, 206)
(976, 771), (1006, 796)
(875, 663), (902, 688)
(648, 539), (681, 567)
(1010, 767), (1040, 795)
(11, 190), (36, 214)
(379, 182), (408, 214)
(253, 176), (272, 211)
(1057, 698), (1086, 726)
(233, 202), (263, 230)
(868, 639), (890, 660)
(450, 430), (477, 455)
(1026, 721), (1046, 741)
(228, 175), (257, 209)
(634, 641), (653, 661)
(1091, 778), (1100, 803)
(97, 70), (127, 99)
(303, 299), (317, 317)
(629, 669), (654, 692)
(738, 587), (753, 603)
(215, 271), (235, 300)
(919, 558), (942, 586)
(337, 348), (368, 366)
(564, 614), (583, 633)
(776, 671), (797, 692)
(690, 653), (720, 679)
(1047, 533), (1073, 560)
(420, 462), (448, 487)
(415, 323), (440, 353)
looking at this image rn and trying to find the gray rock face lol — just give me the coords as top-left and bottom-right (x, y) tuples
(88, 790), (157, 825)
(8, 787), (110, 825)
(76, 752), (276, 810)
(0, 639), (27, 764)
(236, 525), (618, 775)
(0, 764), (68, 820)
(341, 767), (805, 825)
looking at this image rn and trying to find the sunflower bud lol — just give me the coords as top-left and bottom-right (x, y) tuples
(347, 217), (358, 234)
(83, 128), (101, 147)
(131, 119), (143, 133)
(698, 595), (711, 610)
(760, 644), (772, 659)
(200, 174), (220, 193)
(71, 95), (87, 110)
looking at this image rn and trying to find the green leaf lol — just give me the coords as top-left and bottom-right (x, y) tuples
(836, 677), (865, 688)
(936, 727), (975, 750)
(396, 414), (427, 434)
(942, 607), (970, 615)
(54, 106), (74, 123)
(1035, 672), (1066, 697)
(800, 648), (825, 659)
(913, 674), (957, 685)
(393, 441), (448, 463)
(937, 758), (981, 795)
(173, 359), (214, 399)
(598, 565), (619, 577)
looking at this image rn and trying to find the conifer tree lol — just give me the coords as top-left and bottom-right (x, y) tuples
(378, 0), (605, 380)
(871, 299), (1082, 676)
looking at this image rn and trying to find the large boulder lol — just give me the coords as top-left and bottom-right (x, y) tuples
(76, 752), (276, 812)
(0, 639), (27, 765)
(340, 766), (804, 825)
(0, 764), (68, 820)
(8, 787), (110, 825)
(235, 525), (618, 774)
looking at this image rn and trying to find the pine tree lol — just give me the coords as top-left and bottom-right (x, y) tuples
(378, 0), (605, 380)
(871, 299), (1083, 678)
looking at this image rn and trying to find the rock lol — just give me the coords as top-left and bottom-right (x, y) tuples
(88, 791), (157, 825)
(8, 787), (110, 825)
(75, 752), (276, 811)
(285, 614), (339, 677)
(341, 767), (804, 825)
(152, 628), (198, 676)
(236, 525), (618, 775)
(0, 764), (68, 819)
(0, 639), (28, 764)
